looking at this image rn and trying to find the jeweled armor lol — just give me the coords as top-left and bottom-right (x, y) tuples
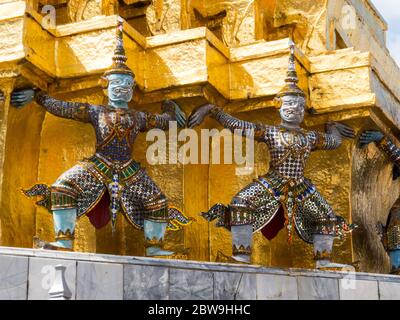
(378, 136), (400, 167)
(24, 91), (190, 232)
(202, 107), (353, 244)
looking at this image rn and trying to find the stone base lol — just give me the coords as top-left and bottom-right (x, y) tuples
(0, 246), (399, 300)
(146, 253), (188, 260)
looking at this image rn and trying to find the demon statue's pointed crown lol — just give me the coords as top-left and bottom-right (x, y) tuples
(276, 40), (305, 98)
(103, 17), (134, 78)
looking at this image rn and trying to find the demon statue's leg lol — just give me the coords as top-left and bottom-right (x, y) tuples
(144, 219), (174, 256)
(298, 191), (356, 270)
(386, 209), (400, 274)
(313, 234), (352, 270)
(313, 234), (334, 268)
(231, 224), (252, 263)
(33, 208), (77, 251)
(377, 206), (400, 275)
(389, 250), (400, 274)
(49, 208), (77, 250)
(229, 201), (254, 264)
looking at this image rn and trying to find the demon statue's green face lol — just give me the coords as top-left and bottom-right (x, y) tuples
(106, 73), (135, 109)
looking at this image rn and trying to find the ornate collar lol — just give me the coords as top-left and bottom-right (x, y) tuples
(279, 125), (304, 133)
(104, 105), (135, 115)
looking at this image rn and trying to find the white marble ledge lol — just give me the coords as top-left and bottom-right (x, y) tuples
(0, 246), (399, 283)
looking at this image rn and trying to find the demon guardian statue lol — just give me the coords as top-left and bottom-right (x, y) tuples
(11, 18), (191, 256)
(189, 41), (357, 270)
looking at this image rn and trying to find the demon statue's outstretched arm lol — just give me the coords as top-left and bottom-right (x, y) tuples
(210, 106), (260, 130)
(310, 121), (355, 151)
(359, 130), (400, 179)
(359, 130), (400, 165)
(309, 122), (353, 151)
(35, 91), (92, 122)
(11, 89), (92, 123)
(377, 136), (400, 166)
(188, 104), (265, 140)
(139, 99), (186, 131)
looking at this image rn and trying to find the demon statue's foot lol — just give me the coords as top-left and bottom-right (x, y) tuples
(313, 234), (354, 271)
(146, 246), (175, 257)
(315, 259), (353, 271)
(33, 236), (73, 252)
(231, 254), (251, 264)
(215, 251), (251, 265)
(144, 219), (175, 257)
(229, 224), (252, 265)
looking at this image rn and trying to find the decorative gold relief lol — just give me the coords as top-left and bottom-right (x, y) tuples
(189, 0), (256, 47)
(67, 0), (102, 22)
(146, 0), (182, 35)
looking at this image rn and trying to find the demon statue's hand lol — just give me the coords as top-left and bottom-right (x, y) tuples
(327, 121), (355, 139)
(188, 104), (214, 128)
(162, 99), (186, 128)
(11, 88), (35, 108)
(359, 130), (385, 147)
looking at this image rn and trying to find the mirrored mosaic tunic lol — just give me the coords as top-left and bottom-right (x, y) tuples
(202, 107), (354, 243)
(24, 92), (191, 231)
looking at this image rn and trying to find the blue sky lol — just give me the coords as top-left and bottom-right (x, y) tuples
(371, 0), (400, 65)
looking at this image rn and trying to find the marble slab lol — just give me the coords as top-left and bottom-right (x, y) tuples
(28, 257), (76, 300)
(124, 265), (169, 300)
(297, 276), (339, 300)
(339, 279), (379, 300)
(76, 261), (123, 300)
(169, 269), (214, 300)
(256, 274), (298, 300)
(379, 281), (400, 300)
(0, 255), (28, 300)
(214, 272), (256, 300)
(2, 247), (400, 300)
(2, 247), (400, 283)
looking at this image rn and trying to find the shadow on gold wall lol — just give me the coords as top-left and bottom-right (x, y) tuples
(0, 102), (45, 248)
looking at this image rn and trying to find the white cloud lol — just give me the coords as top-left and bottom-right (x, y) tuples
(370, 0), (400, 65)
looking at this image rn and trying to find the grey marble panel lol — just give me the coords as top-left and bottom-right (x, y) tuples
(214, 272), (256, 300)
(339, 279), (379, 300)
(169, 268), (213, 300)
(28, 257), (76, 300)
(3, 246), (400, 284)
(379, 281), (400, 300)
(256, 274), (298, 300)
(0, 255), (28, 300)
(297, 276), (339, 300)
(76, 261), (123, 300)
(124, 265), (169, 300)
